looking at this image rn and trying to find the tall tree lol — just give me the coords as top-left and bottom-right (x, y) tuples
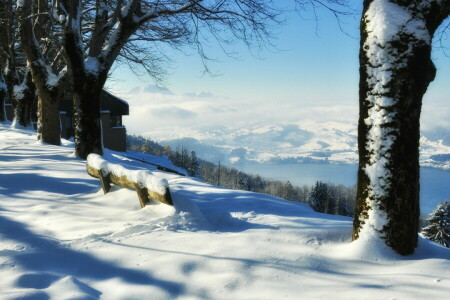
(0, 0), (10, 123)
(0, 1), (39, 128)
(0, 0), (14, 123)
(48, 0), (281, 159)
(17, 0), (66, 144)
(353, 0), (450, 255)
(309, 181), (328, 213)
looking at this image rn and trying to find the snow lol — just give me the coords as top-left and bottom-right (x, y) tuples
(121, 2), (133, 19)
(87, 153), (169, 195)
(15, 0), (24, 9)
(359, 0), (433, 238)
(85, 56), (100, 76)
(365, 0), (429, 45)
(137, 120), (450, 169)
(121, 150), (187, 176)
(103, 89), (129, 106)
(102, 30), (118, 58)
(1, 124), (449, 299)
(13, 83), (26, 100)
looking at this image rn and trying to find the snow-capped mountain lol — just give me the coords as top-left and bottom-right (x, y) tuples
(140, 120), (450, 169)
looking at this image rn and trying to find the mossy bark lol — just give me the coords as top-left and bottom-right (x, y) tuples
(353, 0), (450, 255)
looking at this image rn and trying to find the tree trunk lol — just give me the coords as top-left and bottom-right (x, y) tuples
(12, 70), (35, 127)
(37, 91), (60, 144)
(17, 0), (61, 145)
(72, 82), (103, 159)
(0, 88), (6, 122)
(0, 72), (6, 122)
(353, 0), (449, 255)
(62, 1), (104, 159)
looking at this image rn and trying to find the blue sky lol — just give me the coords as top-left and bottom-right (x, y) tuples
(107, 3), (450, 137)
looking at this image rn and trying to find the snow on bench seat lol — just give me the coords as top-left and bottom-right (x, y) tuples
(86, 153), (173, 206)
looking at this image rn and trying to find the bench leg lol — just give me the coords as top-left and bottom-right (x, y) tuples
(134, 183), (149, 208)
(99, 172), (111, 194)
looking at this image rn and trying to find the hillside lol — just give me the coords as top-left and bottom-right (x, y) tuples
(1, 124), (449, 300)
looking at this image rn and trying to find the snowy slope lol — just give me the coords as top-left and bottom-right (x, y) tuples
(1, 124), (449, 300)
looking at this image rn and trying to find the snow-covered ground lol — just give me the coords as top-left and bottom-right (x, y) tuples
(1, 123), (449, 300)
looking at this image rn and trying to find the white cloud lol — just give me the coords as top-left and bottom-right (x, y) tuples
(116, 86), (361, 138)
(421, 105), (450, 132)
(150, 106), (197, 119)
(142, 84), (174, 95)
(183, 91), (215, 98)
(127, 84), (174, 95)
(116, 84), (447, 144)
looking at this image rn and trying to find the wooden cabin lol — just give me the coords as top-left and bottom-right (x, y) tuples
(5, 90), (129, 152)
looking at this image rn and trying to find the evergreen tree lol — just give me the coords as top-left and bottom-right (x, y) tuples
(421, 202), (450, 248)
(187, 151), (199, 177)
(140, 140), (152, 154)
(309, 182), (328, 213)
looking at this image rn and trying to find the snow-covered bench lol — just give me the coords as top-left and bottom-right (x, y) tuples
(86, 154), (173, 207)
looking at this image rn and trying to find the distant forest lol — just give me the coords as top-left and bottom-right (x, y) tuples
(127, 135), (356, 217)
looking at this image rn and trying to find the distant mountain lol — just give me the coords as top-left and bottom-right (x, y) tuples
(140, 120), (450, 170)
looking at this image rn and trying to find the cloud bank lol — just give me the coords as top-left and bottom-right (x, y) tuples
(113, 84), (360, 139)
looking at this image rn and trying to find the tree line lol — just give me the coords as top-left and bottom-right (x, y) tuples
(127, 134), (356, 217)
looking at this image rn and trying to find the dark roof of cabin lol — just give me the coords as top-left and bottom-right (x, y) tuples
(100, 90), (129, 116)
(59, 90), (129, 116)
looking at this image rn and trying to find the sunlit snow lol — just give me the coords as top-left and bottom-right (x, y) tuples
(0, 124), (449, 299)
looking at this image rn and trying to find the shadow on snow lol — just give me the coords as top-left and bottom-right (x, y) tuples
(0, 215), (185, 297)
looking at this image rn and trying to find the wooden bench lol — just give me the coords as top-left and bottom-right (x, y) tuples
(86, 154), (173, 207)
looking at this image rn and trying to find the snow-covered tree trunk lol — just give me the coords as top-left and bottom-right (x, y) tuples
(12, 69), (35, 128)
(353, 0), (450, 255)
(18, 0), (64, 145)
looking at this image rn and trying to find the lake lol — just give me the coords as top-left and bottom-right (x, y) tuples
(238, 162), (450, 215)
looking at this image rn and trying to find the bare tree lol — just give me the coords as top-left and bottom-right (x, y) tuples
(44, 0), (281, 159)
(0, 0), (39, 128)
(354, 0), (450, 255)
(0, 0), (15, 123)
(17, 0), (66, 144)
